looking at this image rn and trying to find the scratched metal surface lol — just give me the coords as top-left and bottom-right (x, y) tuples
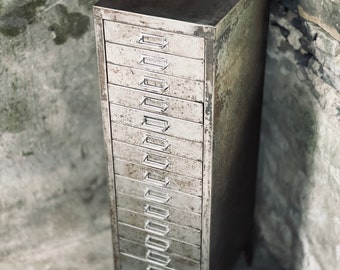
(94, 0), (270, 269)
(95, 0), (240, 25)
(209, 0), (270, 269)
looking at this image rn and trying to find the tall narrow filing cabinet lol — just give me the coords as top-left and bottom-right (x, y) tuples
(93, 0), (269, 269)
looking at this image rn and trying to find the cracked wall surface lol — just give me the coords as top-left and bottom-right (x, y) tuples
(0, 0), (112, 268)
(256, 1), (339, 269)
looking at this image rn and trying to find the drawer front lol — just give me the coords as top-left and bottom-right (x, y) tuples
(120, 239), (200, 270)
(112, 141), (202, 179)
(106, 43), (204, 81)
(108, 84), (203, 123)
(110, 104), (203, 142)
(117, 195), (201, 229)
(104, 21), (204, 59)
(107, 64), (204, 102)
(114, 159), (202, 197)
(118, 208), (201, 246)
(115, 175), (201, 213)
(118, 223), (200, 261)
(111, 123), (202, 161)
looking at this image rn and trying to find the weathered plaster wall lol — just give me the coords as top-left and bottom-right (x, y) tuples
(0, 0), (338, 270)
(256, 0), (339, 269)
(0, 0), (112, 268)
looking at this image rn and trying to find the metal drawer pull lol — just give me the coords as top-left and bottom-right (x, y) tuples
(141, 96), (169, 113)
(146, 265), (163, 270)
(142, 116), (170, 133)
(140, 77), (169, 92)
(143, 154), (169, 170)
(144, 188), (171, 204)
(146, 250), (171, 266)
(142, 135), (170, 152)
(144, 171), (170, 187)
(138, 33), (168, 49)
(144, 204), (170, 220)
(145, 235), (170, 252)
(138, 55), (169, 71)
(145, 219), (170, 236)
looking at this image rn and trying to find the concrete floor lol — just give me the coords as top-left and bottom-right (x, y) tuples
(0, 184), (283, 270)
(0, 229), (283, 270)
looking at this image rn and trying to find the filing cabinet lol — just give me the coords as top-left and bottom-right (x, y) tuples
(93, 0), (269, 269)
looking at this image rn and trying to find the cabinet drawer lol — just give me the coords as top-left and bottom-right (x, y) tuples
(110, 104), (203, 142)
(107, 64), (204, 102)
(114, 159), (202, 197)
(108, 84), (203, 123)
(106, 43), (204, 81)
(118, 208), (201, 246)
(116, 175), (201, 213)
(112, 141), (202, 179)
(119, 223), (200, 261)
(111, 123), (202, 161)
(104, 21), (204, 59)
(120, 239), (200, 270)
(117, 195), (201, 229)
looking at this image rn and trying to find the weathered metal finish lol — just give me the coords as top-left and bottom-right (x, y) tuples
(111, 141), (203, 179)
(106, 43), (205, 81)
(111, 123), (203, 161)
(93, 9), (121, 270)
(110, 104), (204, 142)
(118, 223), (201, 260)
(107, 64), (205, 102)
(115, 175), (202, 212)
(94, 0), (269, 269)
(108, 85), (204, 123)
(114, 159), (202, 196)
(120, 242), (200, 270)
(118, 208), (201, 245)
(209, 0), (270, 269)
(104, 21), (205, 59)
(117, 195), (202, 229)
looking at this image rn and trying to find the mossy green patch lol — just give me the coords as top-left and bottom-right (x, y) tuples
(78, 0), (97, 10)
(283, 94), (318, 154)
(0, 98), (30, 133)
(48, 4), (90, 45)
(0, 0), (47, 37)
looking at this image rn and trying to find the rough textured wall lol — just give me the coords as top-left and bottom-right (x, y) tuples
(0, 0), (112, 268)
(256, 0), (339, 269)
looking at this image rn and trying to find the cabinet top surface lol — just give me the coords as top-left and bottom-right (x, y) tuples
(94, 0), (241, 25)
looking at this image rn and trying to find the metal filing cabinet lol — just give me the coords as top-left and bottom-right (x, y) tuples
(93, 0), (270, 269)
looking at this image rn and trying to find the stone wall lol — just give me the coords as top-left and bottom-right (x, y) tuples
(0, 0), (112, 268)
(256, 0), (339, 269)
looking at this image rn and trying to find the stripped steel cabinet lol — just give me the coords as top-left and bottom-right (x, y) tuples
(93, 0), (269, 269)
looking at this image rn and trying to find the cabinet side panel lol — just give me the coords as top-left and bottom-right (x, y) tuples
(201, 38), (215, 270)
(210, 0), (270, 269)
(93, 7), (120, 269)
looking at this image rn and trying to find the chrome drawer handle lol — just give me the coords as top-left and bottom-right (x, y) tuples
(144, 171), (170, 187)
(144, 204), (170, 220)
(138, 33), (168, 49)
(145, 235), (170, 252)
(138, 55), (169, 71)
(142, 116), (170, 133)
(146, 250), (171, 266)
(141, 96), (169, 113)
(144, 188), (171, 204)
(142, 135), (170, 152)
(143, 154), (169, 170)
(145, 219), (170, 236)
(140, 77), (169, 92)
(146, 265), (163, 270)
